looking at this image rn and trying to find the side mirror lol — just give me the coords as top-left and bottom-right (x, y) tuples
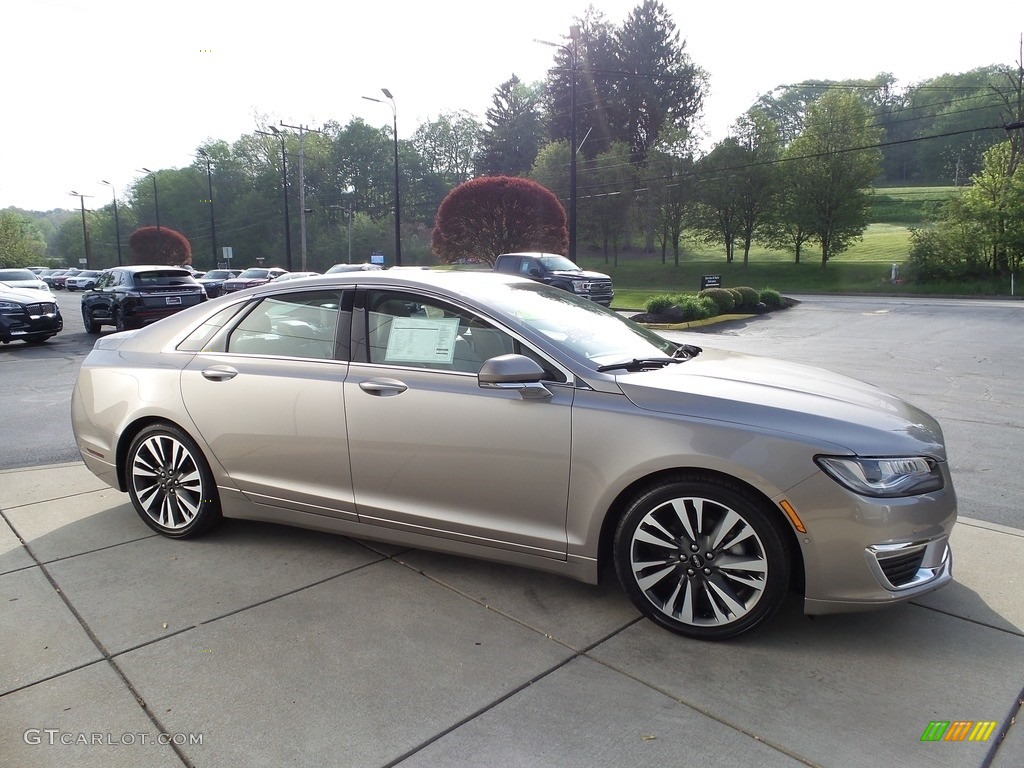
(478, 354), (551, 400)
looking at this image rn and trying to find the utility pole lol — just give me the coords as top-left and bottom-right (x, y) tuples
(279, 121), (323, 271)
(68, 191), (94, 269)
(256, 127), (293, 270)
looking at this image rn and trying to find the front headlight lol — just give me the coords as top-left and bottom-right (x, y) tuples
(0, 300), (23, 312)
(815, 455), (944, 498)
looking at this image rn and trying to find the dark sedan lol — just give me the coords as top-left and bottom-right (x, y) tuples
(221, 267), (288, 294)
(197, 269), (243, 298)
(0, 281), (63, 344)
(81, 266), (207, 333)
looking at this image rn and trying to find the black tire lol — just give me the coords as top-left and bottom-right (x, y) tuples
(112, 307), (127, 332)
(614, 473), (790, 640)
(82, 306), (101, 334)
(125, 423), (222, 539)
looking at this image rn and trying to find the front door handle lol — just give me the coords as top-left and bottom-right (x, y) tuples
(201, 365), (238, 382)
(359, 378), (408, 396)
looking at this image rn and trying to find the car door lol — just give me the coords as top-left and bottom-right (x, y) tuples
(344, 288), (574, 560)
(179, 289), (356, 520)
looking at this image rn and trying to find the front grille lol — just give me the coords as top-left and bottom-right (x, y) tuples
(26, 303), (57, 314)
(878, 550), (926, 587)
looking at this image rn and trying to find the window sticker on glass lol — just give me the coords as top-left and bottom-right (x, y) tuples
(385, 316), (460, 364)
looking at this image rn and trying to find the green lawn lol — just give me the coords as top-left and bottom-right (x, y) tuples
(571, 216), (1012, 310)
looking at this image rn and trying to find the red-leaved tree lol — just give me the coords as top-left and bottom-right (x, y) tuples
(127, 226), (192, 266)
(431, 176), (568, 265)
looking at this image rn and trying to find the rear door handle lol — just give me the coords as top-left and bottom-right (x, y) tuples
(359, 378), (408, 396)
(201, 365), (238, 381)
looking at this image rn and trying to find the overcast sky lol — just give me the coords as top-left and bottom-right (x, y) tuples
(3, 0), (1019, 212)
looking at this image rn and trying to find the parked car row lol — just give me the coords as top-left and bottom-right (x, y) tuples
(3, 263), (384, 345)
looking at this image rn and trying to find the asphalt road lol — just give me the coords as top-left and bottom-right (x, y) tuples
(2, 291), (1021, 528)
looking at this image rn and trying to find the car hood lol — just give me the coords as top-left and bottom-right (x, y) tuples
(614, 347), (946, 459)
(0, 284), (54, 302)
(549, 269), (611, 281)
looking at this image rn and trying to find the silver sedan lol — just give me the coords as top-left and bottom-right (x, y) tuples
(71, 270), (956, 640)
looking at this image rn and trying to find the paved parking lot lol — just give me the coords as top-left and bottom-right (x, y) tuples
(1, 294), (1022, 767)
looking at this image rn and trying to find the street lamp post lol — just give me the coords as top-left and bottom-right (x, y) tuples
(138, 168), (161, 233)
(257, 127), (293, 271)
(535, 26), (581, 262)
(99, 180), (123, 265)
(363, 89), (402, 266)
(197, 149), (218, 268)
(138, 167), (162, 259)
(68, 191), (94, 269)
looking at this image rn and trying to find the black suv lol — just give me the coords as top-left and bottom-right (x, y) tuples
(494, 252), (614, 306)
(81, 266), (207, 333)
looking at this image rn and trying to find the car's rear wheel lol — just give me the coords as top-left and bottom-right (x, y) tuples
(614, 474), (790, 640)
(125, 424), (222, 538)
(82, 306), (101, 334)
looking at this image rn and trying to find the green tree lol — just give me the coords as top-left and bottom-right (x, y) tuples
(961, 141), (1024, 275)
(0, 210), (47, 267)
(732, 110), (782, 266)
(528, 140), (571, 207)
(692, 139), (746, 263)
(476, 75), (545, 176)
(645, 141), (697, 266)
(431, 176), (567, 264)
(786, 91), (884, 268)
(412, 110), (481, 189)
(612, 0), (704, 163)
(580, 142), (635, 264)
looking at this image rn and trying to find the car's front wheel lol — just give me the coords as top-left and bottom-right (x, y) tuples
(125, 424), (222, 538)
(614, 474), (790, 640)
(82, 306), (101, 334)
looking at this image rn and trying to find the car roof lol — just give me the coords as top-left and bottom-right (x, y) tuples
(240, 268), (530, 298)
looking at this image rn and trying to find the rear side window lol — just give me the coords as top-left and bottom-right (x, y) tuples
(226, 291), (347, 360)
(494, 258), (517, 274)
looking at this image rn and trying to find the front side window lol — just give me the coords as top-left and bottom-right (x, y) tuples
(362, 291), (518, 374)
(226, 291), (345, 360)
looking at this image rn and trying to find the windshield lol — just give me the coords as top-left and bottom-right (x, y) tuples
(203, 270), (233, 279)
(134, 270), (195, 286)
(0, 269), (36, 281)
(479, 282), (676, 368)
(237, 269), (269, 279)
(537, 255), (580, 272)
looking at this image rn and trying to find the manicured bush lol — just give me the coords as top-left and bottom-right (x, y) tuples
(727, 288), (744, 306)
(645, 294), (677, 315)
(128, 226), (192, 266)
(674, 294), (716, 321)
(759, 288), (783, 308)
(734, 286), (760, 308)
(699, 287), (736, 313)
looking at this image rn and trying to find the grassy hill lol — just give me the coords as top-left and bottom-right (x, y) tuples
(570, 186), (1013, 309)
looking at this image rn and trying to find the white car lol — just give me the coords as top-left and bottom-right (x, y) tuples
(65, 270), (104, 291)
(0, 268), (49, 292)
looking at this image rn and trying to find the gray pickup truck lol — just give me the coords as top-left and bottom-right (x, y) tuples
(494, 252), (614, 306)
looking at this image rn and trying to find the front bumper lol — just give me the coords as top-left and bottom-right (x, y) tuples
(780, 466), (957, 615)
